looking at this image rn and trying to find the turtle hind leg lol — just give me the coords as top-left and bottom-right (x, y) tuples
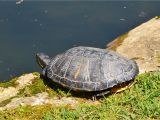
(95, 90), (111, 97)
(92, 90), (111, 101)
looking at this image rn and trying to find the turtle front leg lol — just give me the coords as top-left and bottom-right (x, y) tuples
(42, 67), (47, 76)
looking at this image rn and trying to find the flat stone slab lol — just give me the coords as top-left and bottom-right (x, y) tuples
(107, 17), (160, 73)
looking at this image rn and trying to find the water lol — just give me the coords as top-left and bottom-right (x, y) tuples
(0, 1), (159, 82)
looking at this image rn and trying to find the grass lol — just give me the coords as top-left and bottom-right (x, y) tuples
(0, 71), (160, 119)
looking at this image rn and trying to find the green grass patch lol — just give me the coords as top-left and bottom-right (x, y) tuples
(0, 71), (160, 119)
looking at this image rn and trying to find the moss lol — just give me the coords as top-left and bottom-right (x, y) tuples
(16, 78), (45, 97)
(27, 78), (46, 95)
(47, 87), (58, 97)
(16, 75), (57, 98)
(32, 72), (40, 77)
(107, 32), (128, 51)
(131, 57), (145, 60)
(0, 105), (53, 120)
(0, 77), (18, 88)
(27, 77), (58, 97)
(155, 16), (160, 19)
(0, 72), (39, 88)
(0, 99), (12, 107)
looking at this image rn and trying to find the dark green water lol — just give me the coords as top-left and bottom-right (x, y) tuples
(0, 1), (159, 82)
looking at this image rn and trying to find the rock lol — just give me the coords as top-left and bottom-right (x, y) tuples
(0, 73), (100, 111)
(107, 17), (160, 73)
(0, 92), (49, 110)
(16, 73), (36, 89)
(51, 96), (78, 108)
(0, 73), (37, 103)
(0, 92), (78, 111)
(0, 87), (18, 103)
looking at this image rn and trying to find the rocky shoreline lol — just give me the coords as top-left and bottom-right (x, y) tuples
(0, 16), (160, 113)
(0, 73), (99, 111)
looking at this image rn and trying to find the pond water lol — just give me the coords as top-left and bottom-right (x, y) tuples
(0, 1), (160, 82)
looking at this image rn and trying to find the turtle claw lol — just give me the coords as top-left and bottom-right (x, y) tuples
(92, 95), (97, 101)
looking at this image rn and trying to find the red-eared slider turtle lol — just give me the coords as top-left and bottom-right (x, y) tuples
(36, 46), (139, 98)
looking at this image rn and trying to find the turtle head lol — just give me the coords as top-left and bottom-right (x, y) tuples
(36, 53), (50, 69)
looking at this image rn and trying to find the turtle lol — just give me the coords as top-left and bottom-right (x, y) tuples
(36, 46), (139, 98)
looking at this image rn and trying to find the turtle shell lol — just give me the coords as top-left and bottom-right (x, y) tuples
(45, 46), (139, 91)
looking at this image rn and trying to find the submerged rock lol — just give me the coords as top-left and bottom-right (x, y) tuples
(107, 17), (160, 73)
